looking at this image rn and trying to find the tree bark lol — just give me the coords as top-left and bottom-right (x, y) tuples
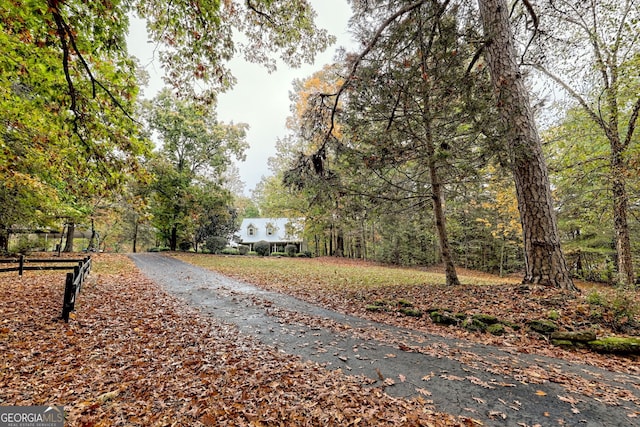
(477, 0), (576, 290)
(611, 146), (634, 286)
(428, 156), (461, 286)
(132, 221), (139, 253)
(87, 217), (97, 251)
(63, 223), (75, 252)
(0, 226), (9, 254)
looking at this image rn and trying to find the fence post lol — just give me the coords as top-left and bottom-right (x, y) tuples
(18, 255), (24, 276)
(61, 272), (75, 323)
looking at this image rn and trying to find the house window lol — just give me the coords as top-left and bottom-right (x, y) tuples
(266, 225), (275, 236)
(247, 225), (256, 236)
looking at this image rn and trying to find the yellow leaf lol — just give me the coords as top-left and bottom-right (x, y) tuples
(536, 390), (547, 396)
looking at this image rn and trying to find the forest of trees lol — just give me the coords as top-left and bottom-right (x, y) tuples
(1, 0), (638, 288)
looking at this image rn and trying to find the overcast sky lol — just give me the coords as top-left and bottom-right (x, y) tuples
(127, 1), (355, 196)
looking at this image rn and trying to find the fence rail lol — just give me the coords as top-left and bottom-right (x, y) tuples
(61, 257), (92, 322)
(0, 255), (89, 275)
(0, 255), (92, 322)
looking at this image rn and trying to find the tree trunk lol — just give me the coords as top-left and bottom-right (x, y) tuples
(335, 228), (344, 257)
(63, 223), (75, 252)
(87, 218), (97, 251)
(610, 140), (635, 286)
(417, 13), (460, 286)
(132, 221), (139, 253)
(0, 226), (9, 254)
(477, 0), (576, 291)
(170, 224), (178, 251)
(429, 166), (461, 286)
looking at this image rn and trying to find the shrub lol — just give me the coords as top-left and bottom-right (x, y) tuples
(12, 236), (37, 255)
(270, 251), (286, 257)
(254, 240), (270, 256)
(205, 236), (227, 253)
(238, 245), (249, 255)
(587, 290), (604, 305)
(178, 241), (192, 252)
(284, 244), (297, 257)
(220, 247), (239, 255)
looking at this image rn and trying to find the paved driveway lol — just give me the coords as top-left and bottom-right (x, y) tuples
(130, 253), (640, 426)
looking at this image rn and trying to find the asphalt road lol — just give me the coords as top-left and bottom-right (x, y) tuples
(130, 253), (640, 426)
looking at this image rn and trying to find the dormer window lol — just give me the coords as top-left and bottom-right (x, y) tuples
(247, 225), (257, 236)
(266, 224), (275, 236)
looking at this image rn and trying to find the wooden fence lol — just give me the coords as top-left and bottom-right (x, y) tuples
(0, 255), (92, 322)
(61, 257), (92, 322)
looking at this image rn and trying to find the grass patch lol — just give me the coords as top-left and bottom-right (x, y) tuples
(174, 254), (512, 291)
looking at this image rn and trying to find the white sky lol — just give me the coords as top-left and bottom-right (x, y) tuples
(127, 1), (354, 196)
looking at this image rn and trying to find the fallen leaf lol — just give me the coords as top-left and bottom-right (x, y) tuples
(415, 388), (432, 396)
(97, 390), (119, 402)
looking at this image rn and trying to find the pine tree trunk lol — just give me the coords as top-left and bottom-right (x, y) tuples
(477, 0), (576, 290)
(428, 158), (461, 286)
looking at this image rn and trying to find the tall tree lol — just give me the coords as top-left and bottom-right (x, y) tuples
(335, 0), (477, 285)
(525, 0), (640, 286)
(145, 90), (248, 250)
(477, 0), (576, 290)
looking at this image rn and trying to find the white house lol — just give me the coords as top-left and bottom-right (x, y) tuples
(236, 218), (305, 253)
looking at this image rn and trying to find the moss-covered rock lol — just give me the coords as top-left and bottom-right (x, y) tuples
(587, 337), (640, 354)
(528, 319), (558, 334)
(399, 307), (422, 317)
(397, 299), (414, 308)
(472, 314), (499, 325)
(551, 339), (576, 349)
(371, 299), (393, 307)
(550, 330), (596, 342)
(487, 323), (506, 336)
(463, 318), (487, 333)
(430, 310), (460, 326)
(366, 300), (393, 312)
(500, 320), (521, 331)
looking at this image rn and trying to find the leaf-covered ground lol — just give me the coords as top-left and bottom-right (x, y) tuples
(176, 254), (640, 375)
(0, 254), (470, 426)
